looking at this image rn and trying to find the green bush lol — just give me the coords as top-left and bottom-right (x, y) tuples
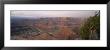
(80, 13), (100, 40)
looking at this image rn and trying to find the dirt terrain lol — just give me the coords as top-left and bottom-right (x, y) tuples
(11, 17), (82, 40)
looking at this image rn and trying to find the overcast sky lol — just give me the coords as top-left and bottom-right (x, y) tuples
(11, 10), (99, 18)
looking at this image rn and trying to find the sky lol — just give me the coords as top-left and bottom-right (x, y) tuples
(11, 10), (99, 18)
